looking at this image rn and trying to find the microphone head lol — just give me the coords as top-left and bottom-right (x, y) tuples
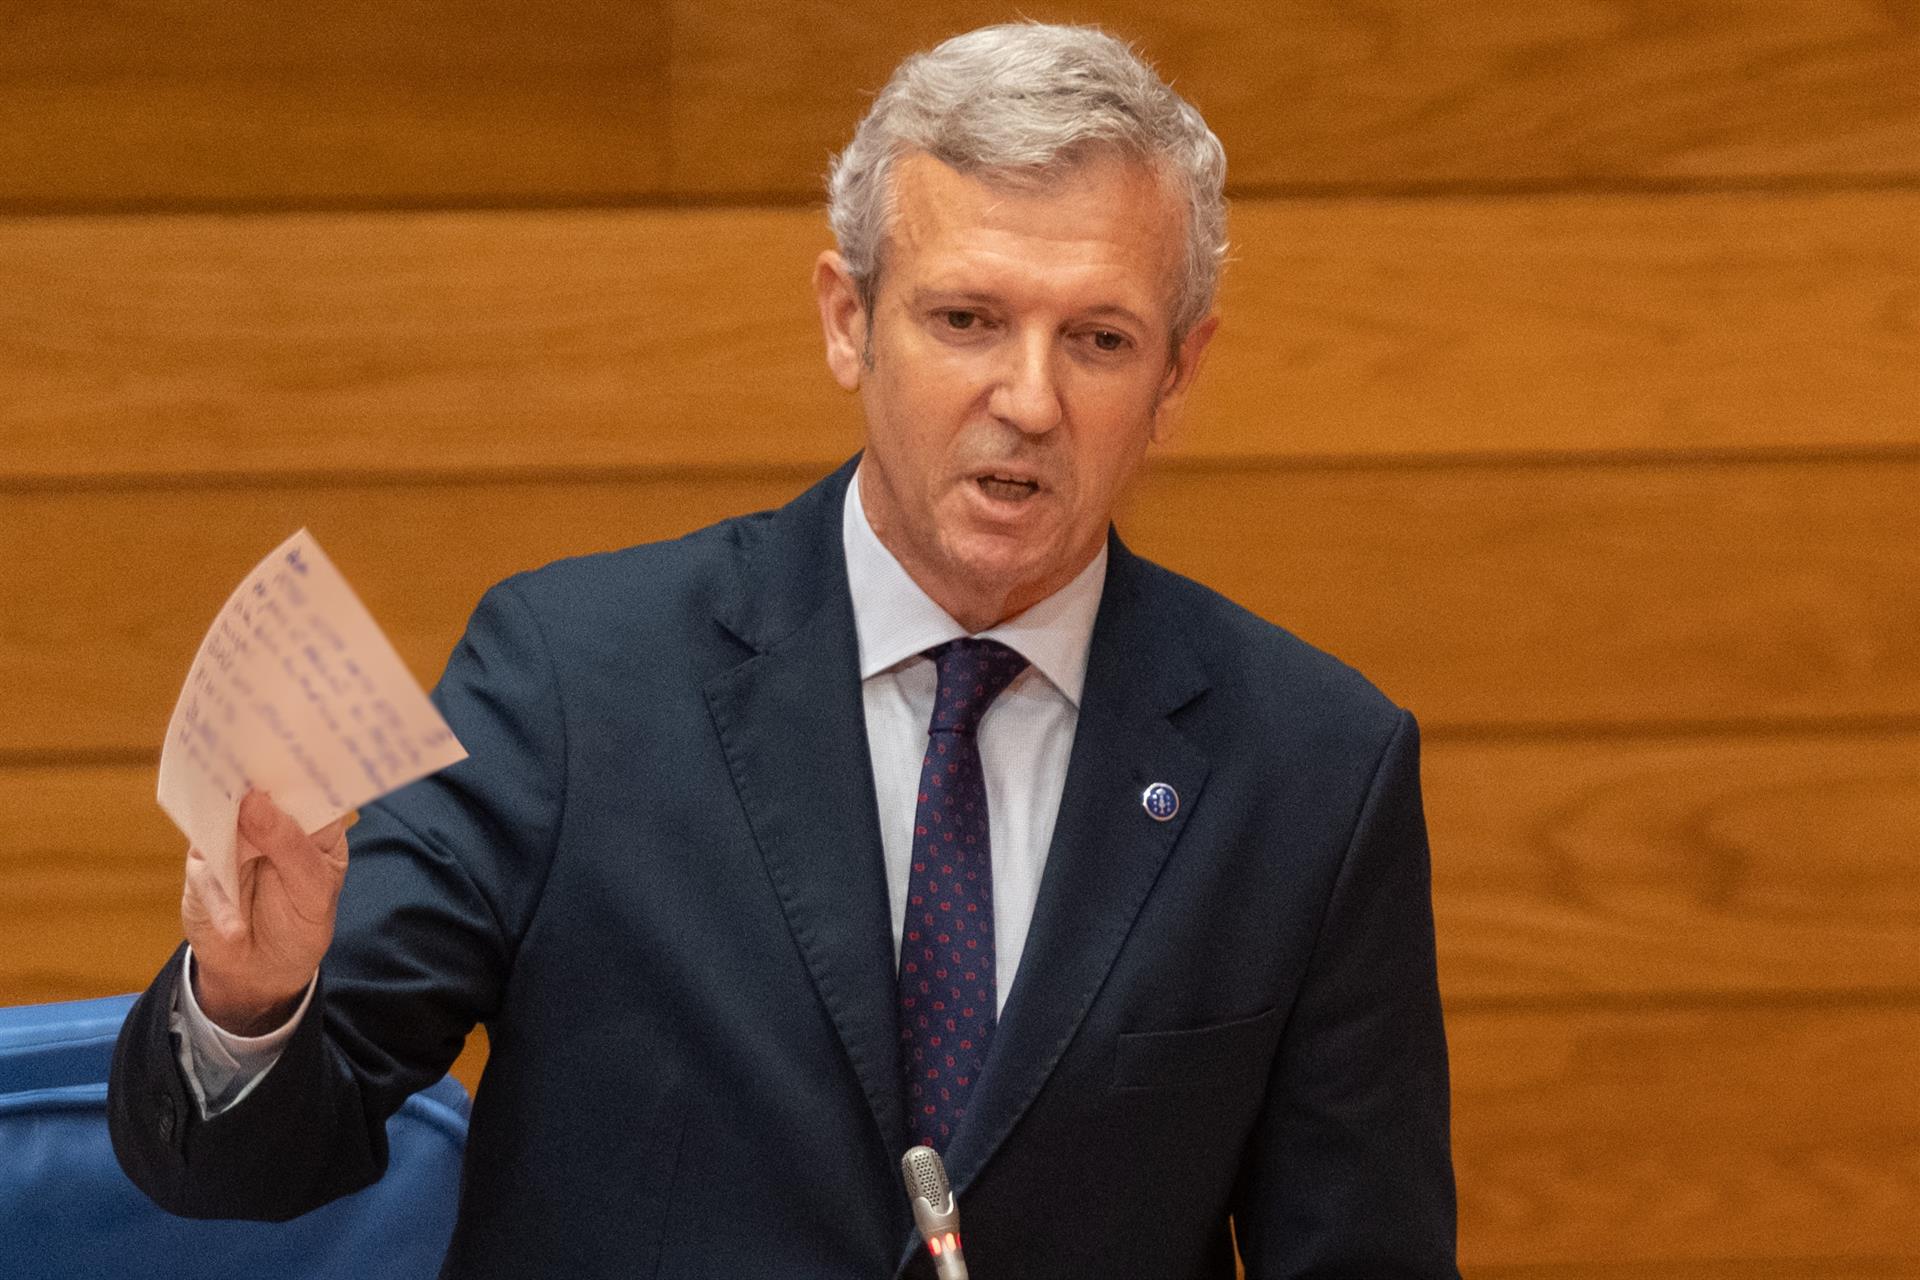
(900, 1143), (960, 1236)
(901, 1144), (951, 1206)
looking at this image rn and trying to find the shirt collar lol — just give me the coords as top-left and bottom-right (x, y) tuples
(843, 462), (1106, 707)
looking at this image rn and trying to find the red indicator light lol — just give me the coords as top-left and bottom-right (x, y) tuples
(928, 1237), (944, 1256)
(945, 1232), (959, 1252)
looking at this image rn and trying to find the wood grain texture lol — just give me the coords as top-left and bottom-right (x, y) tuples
(0, 764), (181, 1007)
(1427, 729), (1920, 1002)
(7, 1), (1915, 207)
(3, 457), (1915, 755)
(1202, 191), (1920, 463)
(1121, 455), (1920, 730)
(1451, 1004), (1920, 1266)
(1, 1), (670, 208)
(1471, 1262), (1920, 1280)
(668, 0), (1920, 197)
(4, 191), (1916, 481)
(4, 732), (1912, 1008)
(0, 208), (849, 482)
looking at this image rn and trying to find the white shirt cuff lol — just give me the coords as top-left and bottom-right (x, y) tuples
(168, 946), (317, 1120)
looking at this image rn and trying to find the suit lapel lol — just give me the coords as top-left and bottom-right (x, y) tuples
(702, 461), (908, 1157)
(941, 539), (1212, 1194)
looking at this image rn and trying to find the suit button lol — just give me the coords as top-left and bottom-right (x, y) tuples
(156, 1092), (178, 1144)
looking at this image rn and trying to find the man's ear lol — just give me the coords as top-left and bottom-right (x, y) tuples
(1149, 313), (1219, 445)
(814, 251), (868, 391)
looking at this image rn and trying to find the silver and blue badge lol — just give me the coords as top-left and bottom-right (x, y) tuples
(1141, 782), (1179, 822)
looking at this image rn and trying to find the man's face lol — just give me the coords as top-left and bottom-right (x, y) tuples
(815, 150), (1216, 630)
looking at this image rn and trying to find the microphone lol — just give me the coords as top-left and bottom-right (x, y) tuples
(900, 1144), (969, 1279)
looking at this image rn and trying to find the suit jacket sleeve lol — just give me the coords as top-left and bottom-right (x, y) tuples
(1231, 709), (1461, 1278)
(109, 578), (567, 1220)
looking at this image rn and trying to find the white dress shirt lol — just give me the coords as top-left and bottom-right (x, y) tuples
(175, 465), (1104, 1112)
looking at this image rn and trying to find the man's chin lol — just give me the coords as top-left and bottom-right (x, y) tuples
(934, 537), (1081, 623)
(941, 530), (1047, 583)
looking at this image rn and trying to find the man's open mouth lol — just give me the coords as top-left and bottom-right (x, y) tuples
(977, 475), (1041, 501)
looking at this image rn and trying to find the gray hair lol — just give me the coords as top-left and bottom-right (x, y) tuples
(826, 23), (1228, 342)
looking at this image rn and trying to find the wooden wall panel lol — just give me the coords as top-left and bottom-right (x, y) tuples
(3, 459), (1914, 755)
(669, 0), (1920, 197)
(7, 1), (1916, 208)
(7, 732), (1912, 1008)
(0, 209), (851, 481)
(4, 191), (1915, 483)
(1125, 456), (1919, 731)
(1477, 1263), (1920, 1280)
(1207, 192), (1920, 463)
(1427, 728), (1920, 1002)
(1451, 1005), (1920, 1266)
(1, 1), (671, 209)
(0, 765), (181, 1007)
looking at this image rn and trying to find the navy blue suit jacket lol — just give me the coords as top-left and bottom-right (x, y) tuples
(111, 459), (1458, 1277)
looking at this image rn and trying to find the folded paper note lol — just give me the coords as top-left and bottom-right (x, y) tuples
(157, 529), (467, 903)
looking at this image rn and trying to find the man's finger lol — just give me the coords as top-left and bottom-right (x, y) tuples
(238, 789), (304, 850)
(239, 791), (350, 898)
(183, 842), (248, 946)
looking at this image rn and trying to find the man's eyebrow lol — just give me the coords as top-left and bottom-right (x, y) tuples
(1077, 303), (1153, 331)
(908, 287), (1002, 309)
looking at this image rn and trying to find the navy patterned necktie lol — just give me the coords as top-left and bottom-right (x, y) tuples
(898, 637), (1028, 1152)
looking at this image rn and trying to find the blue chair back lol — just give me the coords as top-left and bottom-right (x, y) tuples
(0, 994), (468, 1279)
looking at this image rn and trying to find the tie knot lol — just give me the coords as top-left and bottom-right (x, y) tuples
(926, 638), (1028, 736)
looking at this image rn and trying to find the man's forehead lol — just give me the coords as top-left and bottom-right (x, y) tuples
(879, 150), (1186, 318)
(887, 148), (1178, 229)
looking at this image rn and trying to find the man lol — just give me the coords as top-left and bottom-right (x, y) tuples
(111, 23), (1458, 1278)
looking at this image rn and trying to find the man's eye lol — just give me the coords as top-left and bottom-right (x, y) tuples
(942, 311), (978, 331)
(1090, 329), (1129, 352)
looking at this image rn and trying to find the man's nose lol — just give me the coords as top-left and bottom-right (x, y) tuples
(987, 330), (1064, 435)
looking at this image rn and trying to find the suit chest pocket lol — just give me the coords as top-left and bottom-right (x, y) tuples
(1111, 1004), (1282, 1090)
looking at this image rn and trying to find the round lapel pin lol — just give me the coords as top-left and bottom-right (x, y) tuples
(1141, 782), (1179, 821)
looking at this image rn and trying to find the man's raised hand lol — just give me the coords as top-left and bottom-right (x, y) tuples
(181, 791), (350, 1036)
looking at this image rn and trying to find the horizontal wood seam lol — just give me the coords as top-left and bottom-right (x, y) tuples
(1465, 1259), (1920, 1278)
(1442, 990), (1920, 1018)
(5, 714), (1919, 771)
(1422, 713), (1920, 745)
(0, 748), (159, 769)
(2, 171), (1918, 219)
(8, 444), (1920, 496)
